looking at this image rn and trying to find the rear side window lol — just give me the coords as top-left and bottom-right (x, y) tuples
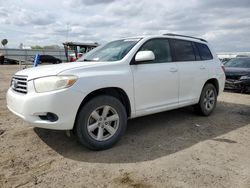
(172, 39), (195, 61)
(192, 42), (201, 61)
(139, 39), (172, 63)
(196, 43), (213, 60)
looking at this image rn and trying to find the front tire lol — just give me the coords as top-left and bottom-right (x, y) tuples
(75, 95), (127, 150)
(195, 83), (217, 116)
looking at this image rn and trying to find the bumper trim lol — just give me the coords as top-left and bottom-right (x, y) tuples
(225, 79), (250, 90)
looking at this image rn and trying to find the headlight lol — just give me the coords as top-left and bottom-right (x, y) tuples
(240, 75), (250, 80)
(34, 75), (78, 93)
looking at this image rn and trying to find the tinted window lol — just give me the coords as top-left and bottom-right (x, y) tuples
(192, 42), (201, 60)
(196, 43), (213, 60)
(139, 39), (172, 63)
(172, 39), (195, 61)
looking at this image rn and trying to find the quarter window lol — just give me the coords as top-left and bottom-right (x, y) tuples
(172, 39), (196, 61)
(139, 39), (172, 63)
(196, 43), (213, 60)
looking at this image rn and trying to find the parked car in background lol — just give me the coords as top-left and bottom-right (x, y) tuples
(30, 55), (62, 64)
(6, 34), (225, 150)
(224, 57), (250, 93)
(220, 58), (231, 65)
(63, 42), (99, 62)
(39, 55), (62, 64)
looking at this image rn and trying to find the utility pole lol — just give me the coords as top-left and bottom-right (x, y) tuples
(66, 23), (69, 42)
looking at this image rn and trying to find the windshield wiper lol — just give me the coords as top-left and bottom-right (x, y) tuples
(83, 59), (94, 61)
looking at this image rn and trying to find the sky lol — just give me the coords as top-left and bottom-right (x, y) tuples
(0, 0), (250, 52)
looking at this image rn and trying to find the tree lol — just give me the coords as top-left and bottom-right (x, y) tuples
(43, 45), (61, 49)
(1, 39), (8, 48)
(31, 45), (43, 49)
(19, 43), (23, 49)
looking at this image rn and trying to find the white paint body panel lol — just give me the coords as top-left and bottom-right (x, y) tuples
(131, 62), (179, 116)
(6, 35), (225, 130)
(177, 60), (209, 104)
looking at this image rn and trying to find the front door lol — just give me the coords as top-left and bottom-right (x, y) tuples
(130, 38), (179, 116)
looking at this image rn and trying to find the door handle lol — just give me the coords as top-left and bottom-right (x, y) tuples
(200, 66), (206, 70)
(169, 67), (178, 72)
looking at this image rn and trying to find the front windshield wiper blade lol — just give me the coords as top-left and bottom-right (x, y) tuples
(83, 59), (96, 62)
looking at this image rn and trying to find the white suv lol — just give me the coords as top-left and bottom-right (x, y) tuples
(6, 34), (225, 150)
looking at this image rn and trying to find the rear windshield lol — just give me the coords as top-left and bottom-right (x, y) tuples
(225, 58), (250, 68)
(77, 38), (140, 62)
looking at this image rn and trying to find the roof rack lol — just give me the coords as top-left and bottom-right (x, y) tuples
(163, 33), (207, 43)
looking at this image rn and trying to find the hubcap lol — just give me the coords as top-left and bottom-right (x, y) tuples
(203, 89), (215, 111)
(87, 105), (119, 141)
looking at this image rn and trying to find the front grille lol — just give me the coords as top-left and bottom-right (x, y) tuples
(226, 75), (241, 81)
(11, 75), (28, 94)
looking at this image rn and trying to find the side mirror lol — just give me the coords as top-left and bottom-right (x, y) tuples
(135, 51), (155, 62)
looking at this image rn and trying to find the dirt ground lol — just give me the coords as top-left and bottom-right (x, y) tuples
(0, 65), (250, 188)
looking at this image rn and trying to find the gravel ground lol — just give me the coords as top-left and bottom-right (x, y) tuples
(0, 65), (250, 188)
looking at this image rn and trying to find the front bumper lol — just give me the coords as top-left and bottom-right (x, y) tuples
(6, 83), (85, 130)
(225, 79), (250, 90)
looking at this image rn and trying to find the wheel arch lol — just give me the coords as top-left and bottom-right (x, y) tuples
(73, 87), (131, 130)
(203, 78), (219, 94)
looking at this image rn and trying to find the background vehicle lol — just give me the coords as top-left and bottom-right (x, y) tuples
(7, 34), (225, 150)
(220, 58), (232, 65)
(29, 55), (62, 64)
(224, 57), (250, 93)
(0, 48), (68, 64)
(63, 42), (99, 62)
(39, 55), (62, 64)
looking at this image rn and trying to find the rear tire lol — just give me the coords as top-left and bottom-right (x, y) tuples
(75, 95), (127, 150)
(194, 83), (217, 116)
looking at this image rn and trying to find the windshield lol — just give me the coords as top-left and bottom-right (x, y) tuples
(225, 58), (250, 68)
(77, 38), (141, 62)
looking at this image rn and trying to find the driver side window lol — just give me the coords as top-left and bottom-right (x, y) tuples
(139, 39), (172, 63)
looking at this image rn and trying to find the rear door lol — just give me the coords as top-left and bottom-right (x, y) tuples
(170, 39), (209, 104)
(131, 38), (179, 115)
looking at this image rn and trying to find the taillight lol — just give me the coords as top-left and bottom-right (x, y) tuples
(221, 64), (225, 73)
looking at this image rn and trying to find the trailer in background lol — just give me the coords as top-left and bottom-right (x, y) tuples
(63, 42), (99, 62)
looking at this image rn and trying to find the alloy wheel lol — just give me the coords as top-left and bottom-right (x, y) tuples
(203, 89), (215, 111)
(87, 105), (119, 141)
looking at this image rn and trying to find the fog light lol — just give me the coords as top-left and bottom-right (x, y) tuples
(47, 112), (58, 122)
(38, 112), (58, 122)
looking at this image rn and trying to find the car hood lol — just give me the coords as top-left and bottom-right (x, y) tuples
(224, 67), (250, 76)
(15, 61), (108, 80)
